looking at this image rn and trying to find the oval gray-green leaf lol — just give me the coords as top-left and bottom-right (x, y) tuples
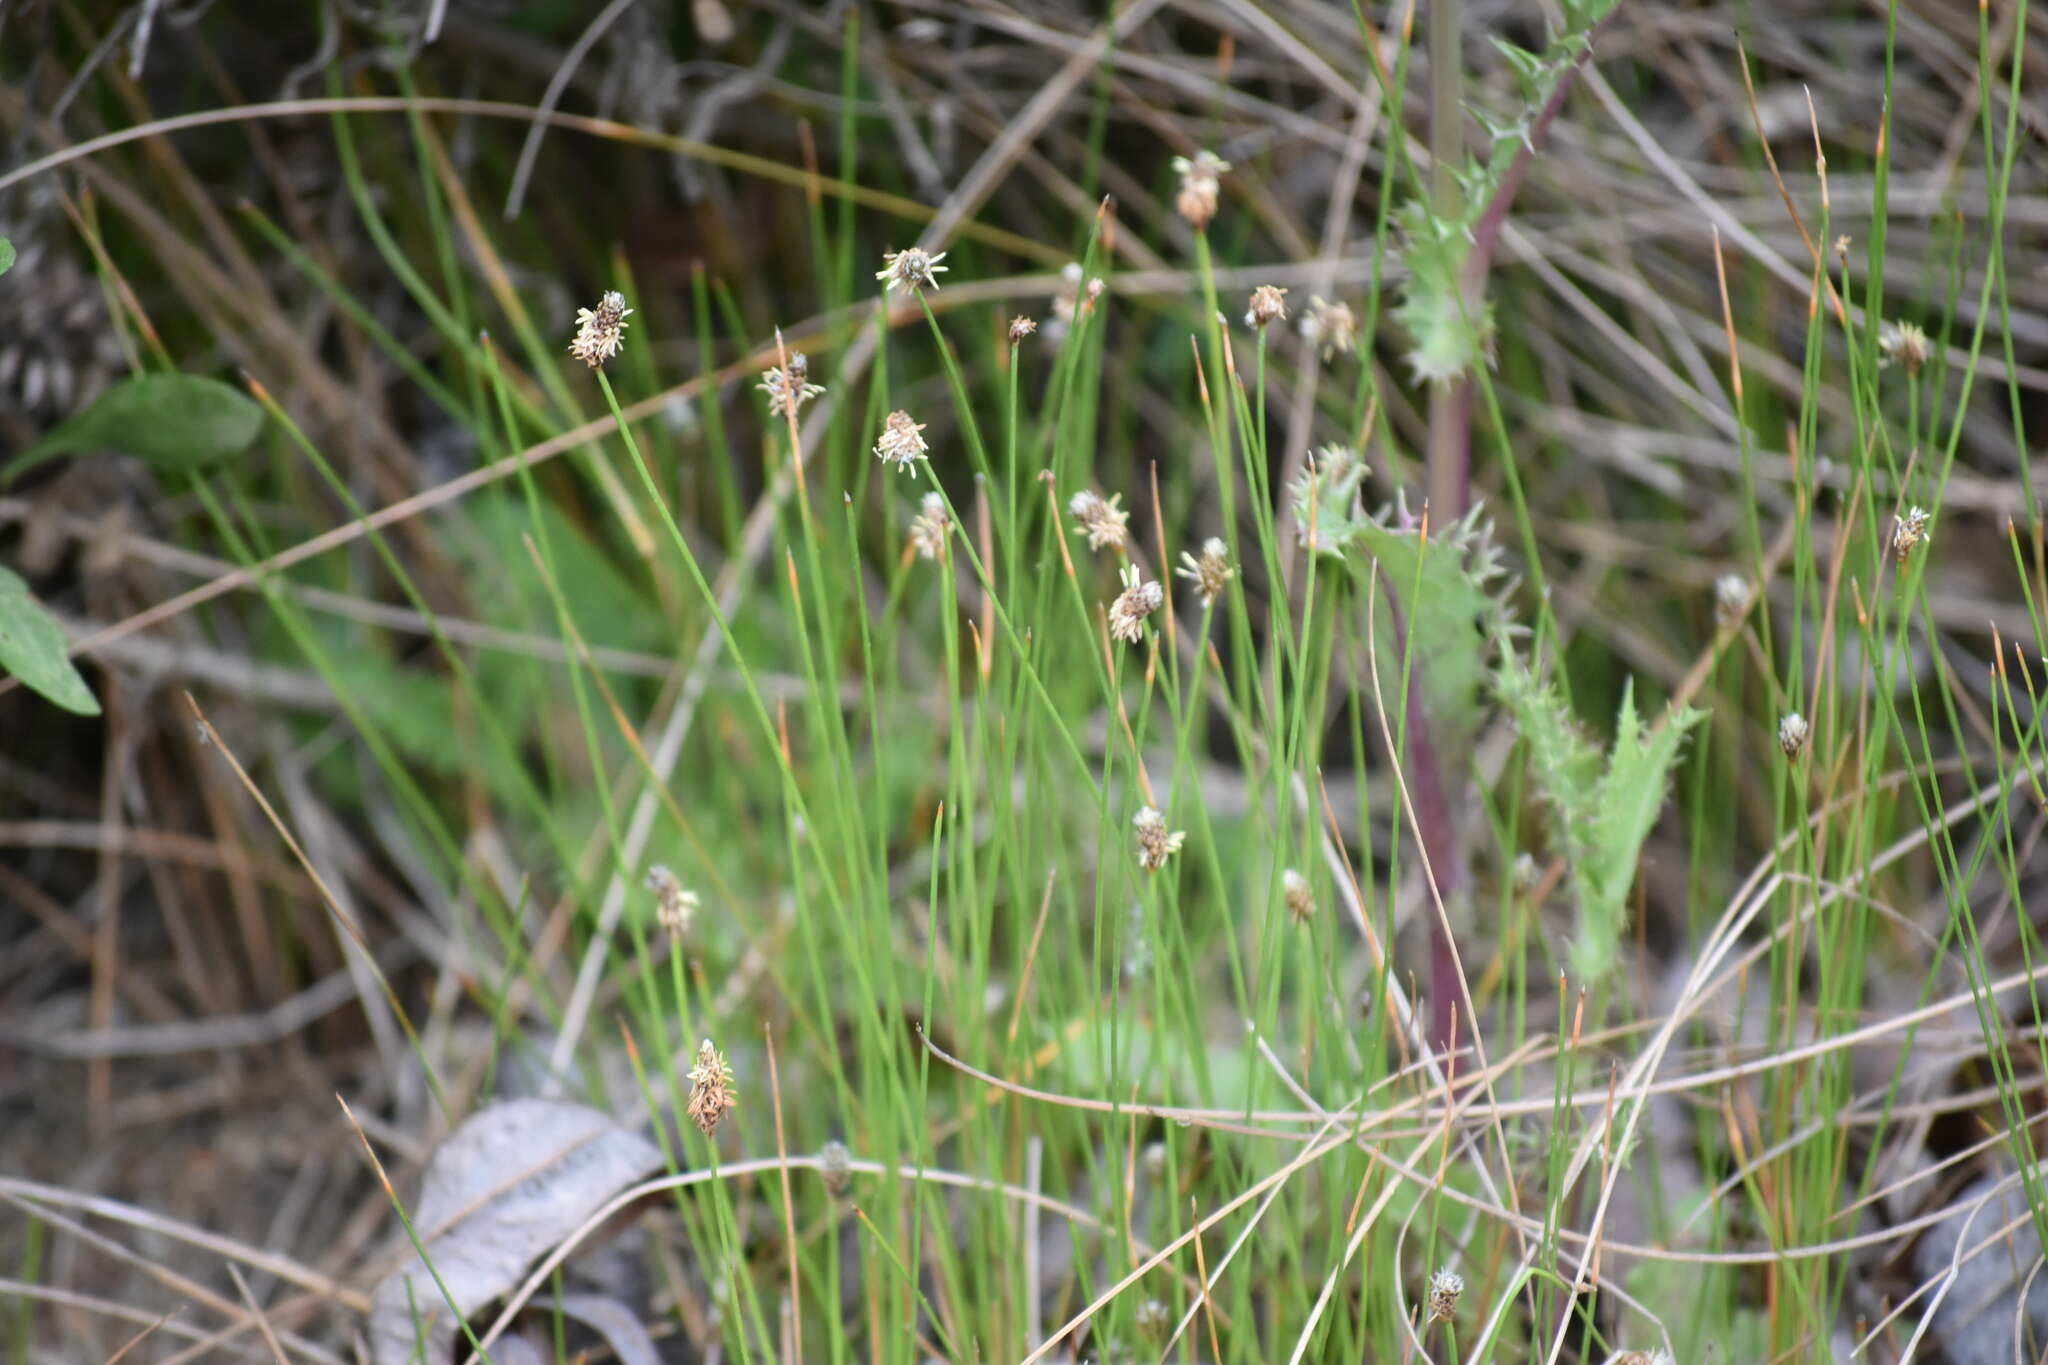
(7, 374), (263, 483)
(0, 567), (99, 716)
(367, 1099), (663, 1365)
(0, 238), (15, 277)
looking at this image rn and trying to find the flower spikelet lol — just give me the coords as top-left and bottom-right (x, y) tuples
(1176, 537), (1234, 608)
(1108, 563), (1163, 644)
(568, 290), (632, 369)
(1778, 712), (1809, 757)
(1171, 150), (1229, 229)
(1244, 284), (1288, 330)
(874, 410), (928, 473)
(1426, 1267), (1464, 1324)
(1008, 316), (1038, 344)
(1132, 806), (1185, 872)
(1068, 489), (1130, 553)
(644, 865), (698, 936)
(686, 1038), (738, 1136)
(1712, 573), (1751, 627)
(1879, 319), (1931, 376)
(1282, 868), (1314, 923)
(877, 246), (947, 296)
(758, 351), (824, 419)
(1300, 296), (1359, 361)
(1892, 505), (1931, 561)
(908, 492), (952, 560)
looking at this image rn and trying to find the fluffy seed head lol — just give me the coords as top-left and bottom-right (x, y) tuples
(1426, 1267), (1464, 1324)
(758, 351), (824, 420)
(568, 290), (632, 369)
(1008, 315), (1038, 344)
(1068, 489), (1130, 553)
(908, 491), (952, 561)
(1134, 1300), (1172, 1343)
(1712, 573), (1751, 627)
(686, 1038), (738, 1136)
(876, 246), (948, 295)
(1108, 564), (1164, 644)
(874, 410), (929, 473)
(1300, 296), (1359, 361)
(1282, 868), (1314, 923)
(1778, 711), (1809, 757)
(1171, 149), (1229, 229)
(1244, 284), (1289, 330)
(1132, 805), (1185, 872)
(1879, 319), (1931, 376)
(644, 864), (699, 936)
(1604, 1352), (1674, 1365)
(1176, 536), (1234, 608)
(1892, 505), (1931, 560)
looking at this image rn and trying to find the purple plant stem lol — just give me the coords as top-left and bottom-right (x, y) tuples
(1414, 12), (1615, 1072)
(1386, 598), (1464, 1067)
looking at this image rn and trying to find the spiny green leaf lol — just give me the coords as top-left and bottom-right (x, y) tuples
(1339, 499), (1517, 778)
(0, 567), (99, 716)
(1491, 37), (1550, 97)
(1498, 656), (1701, 981)
(7, 374), (264, 484)
(1395, 203), (1494, 385)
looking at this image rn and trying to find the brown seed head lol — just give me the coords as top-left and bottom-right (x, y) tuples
(874, 410), (929, 473)
(758, 351), (825, 420)
(1892, 504), (1931, 560)
(1426, 1267), (1464, 1324)
(1170, 150), (1229, 229)
(1300, 296), (1359, 361)
(686, 1038), (738, 1136)
(1282, 868), (1314, 923)
(1175, 536), (1235, 609)
(1132, 805), (1185, 872)
(1244, 284), (1289, 330)
(1108, 564), (1163, 644)
(908, 491), (952, 561)
(568, 291), (632, 369)
(1068, 489), (1131, 553)
(643, 865), (699, 936)
(876, 246), (948, 296)
(1879, 319), (1931, 377)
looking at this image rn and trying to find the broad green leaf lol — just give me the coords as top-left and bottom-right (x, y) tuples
(8, 374), (264, 483)
(0, 567), (99, 716)
(0, 239), (15, 277)
(1339, 497), (1515, 773)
